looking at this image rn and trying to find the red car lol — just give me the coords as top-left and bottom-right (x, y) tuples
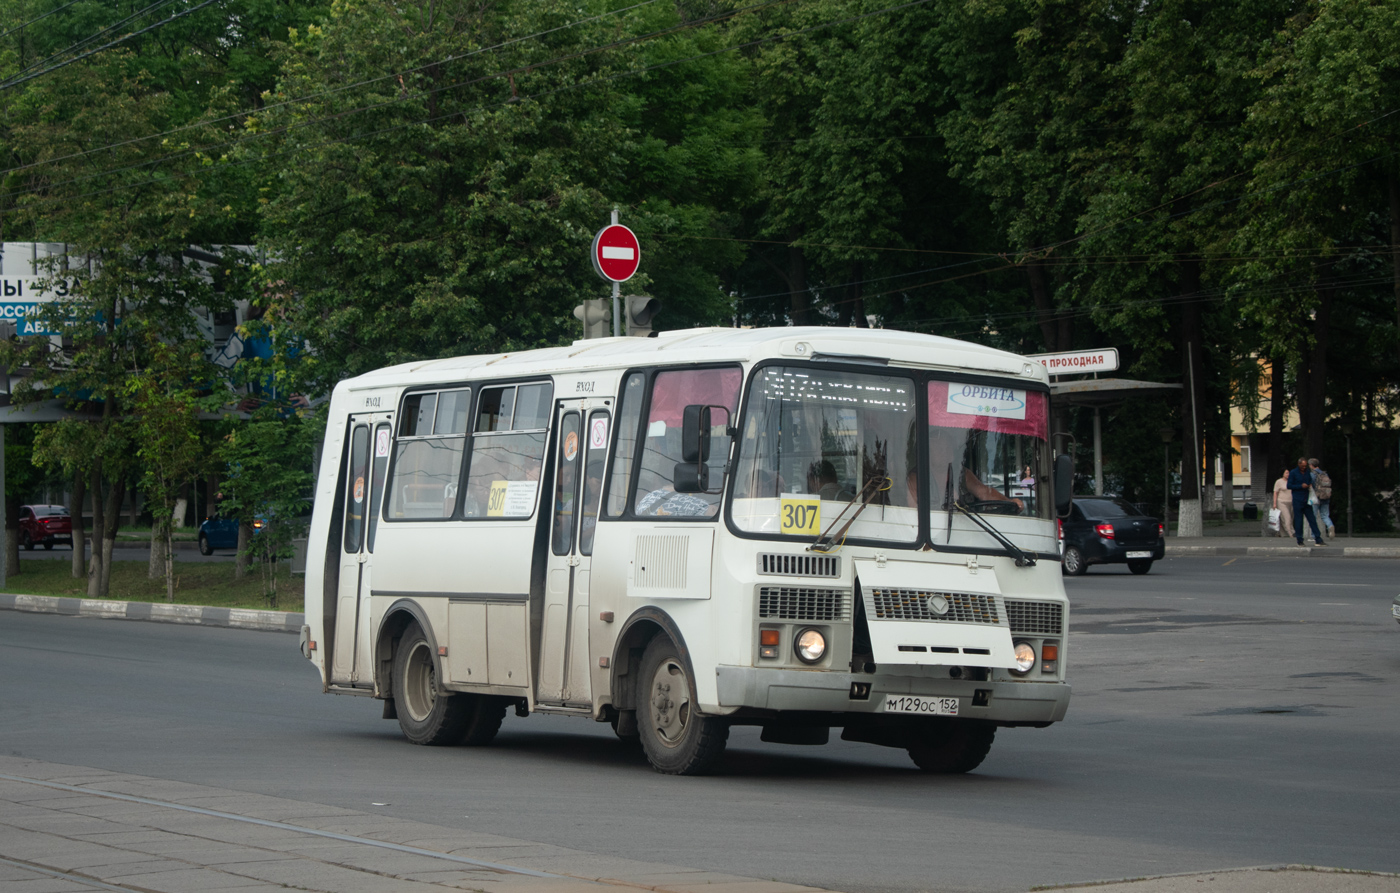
(20, 504), (73, 550)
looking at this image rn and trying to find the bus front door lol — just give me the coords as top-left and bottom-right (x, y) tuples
(537, 401), (610, 707)
(330, 414), (392, 686)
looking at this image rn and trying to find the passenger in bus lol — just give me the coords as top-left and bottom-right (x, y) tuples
(806, 460), (854, 502)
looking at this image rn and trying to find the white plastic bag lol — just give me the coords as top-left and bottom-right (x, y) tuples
(1268, 508), (1281, 532)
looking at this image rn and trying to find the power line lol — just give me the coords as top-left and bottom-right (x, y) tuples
(4, 0), (799, 196)
(3, 0), (881, 208)
(0, 0), (86, 43)
(0, 0), (219, 93)
(3, 0), (180, 82)
(2, 0), (665, 179)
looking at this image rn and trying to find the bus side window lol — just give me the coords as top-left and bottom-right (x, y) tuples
(461, 382), (552, 519)
(604, 373), (645, 518)
(631, 367), (740, 519)
(386, 389), (469, 521)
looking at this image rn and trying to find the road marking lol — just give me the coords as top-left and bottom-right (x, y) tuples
(1283, 582), (1370, 587)
(1318, 603), (1351, 606)
(0, 772), (558, 878)
(1223, 558), (1237, 566)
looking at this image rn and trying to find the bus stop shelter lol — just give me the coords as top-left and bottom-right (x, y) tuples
(1050, 378), (1183, 495)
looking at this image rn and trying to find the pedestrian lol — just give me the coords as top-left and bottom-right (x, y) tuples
(1288, 456), (1324, 546)
(1272, 467), (1293, 538)
(1309, 458), (1334, 539)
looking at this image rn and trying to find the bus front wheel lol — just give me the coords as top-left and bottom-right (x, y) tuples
(637, 637), (728, 775)
(392, 622), (472, 746)
(907, 719), (996, 773)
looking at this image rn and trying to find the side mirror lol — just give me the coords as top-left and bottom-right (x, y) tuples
(1054, 453), (1073, 517)
(675, 403), (730, 494)
(681, 404), (712, 463)
(673, 462), (710, 493)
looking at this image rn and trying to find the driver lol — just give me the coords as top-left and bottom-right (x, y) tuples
(928, 425), (1023, 512)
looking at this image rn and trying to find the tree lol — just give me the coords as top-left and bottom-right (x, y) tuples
(125, 338), (209, 601)
(217, 410), (321, 607)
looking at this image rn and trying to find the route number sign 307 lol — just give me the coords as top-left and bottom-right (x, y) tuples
(780, 497), (820, 535)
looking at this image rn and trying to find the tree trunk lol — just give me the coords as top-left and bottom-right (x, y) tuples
(787, 237), (809, 326)
(235, 520), (252, 579)
(128, 481), (139, 529)
(70, 470), (86, 579)
(87, 465), (103, 597)
(1388, 172), (1400, 334)
(165, 529), (174, 603)
(149, 522), (166, 579)
(1025, 261), (1060, 352)
(1177, 260), (1205, 536)
(98, 472), (124, 597)
(5, 489), (20, 577)
(1221, 443), (1235, 518)
(1298, 281), (1332, 461)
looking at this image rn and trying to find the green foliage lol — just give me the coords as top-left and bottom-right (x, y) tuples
(217, 408), (322, 607)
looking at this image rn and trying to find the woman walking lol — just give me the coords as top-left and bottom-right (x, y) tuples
(1272, 467), (1293, 538)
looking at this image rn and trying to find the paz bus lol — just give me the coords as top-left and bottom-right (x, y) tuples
(301, 326), (1073, 775)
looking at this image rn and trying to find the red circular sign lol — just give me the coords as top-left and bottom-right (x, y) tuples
(592, 224), (640, 282)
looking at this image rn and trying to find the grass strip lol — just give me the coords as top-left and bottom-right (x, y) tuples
(0, 558), (304, 612)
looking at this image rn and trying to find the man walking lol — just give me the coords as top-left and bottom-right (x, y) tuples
(1288, 456), (1325, 546)
(1309, 458), (1335, 538)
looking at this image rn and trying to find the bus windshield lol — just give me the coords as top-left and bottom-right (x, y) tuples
(928, 380), (1051, 521)
(731, 366), (919, 544)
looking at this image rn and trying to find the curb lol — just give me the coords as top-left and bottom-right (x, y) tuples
(0, 593), (302, 633)
(1165, 544), (1400, 559)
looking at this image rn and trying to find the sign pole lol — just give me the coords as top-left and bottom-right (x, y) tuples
(610, 209), (621, 338)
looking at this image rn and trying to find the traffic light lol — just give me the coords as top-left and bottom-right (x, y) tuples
(624, 294), (661, 338)
(573, 298), (611, 340)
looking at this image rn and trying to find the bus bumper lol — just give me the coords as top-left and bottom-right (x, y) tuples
(714, 665), (1070, 725)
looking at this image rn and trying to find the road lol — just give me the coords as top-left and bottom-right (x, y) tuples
(1, 556), (1396, 893)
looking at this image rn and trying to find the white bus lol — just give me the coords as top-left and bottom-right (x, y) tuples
(302, 327), (1073, 775)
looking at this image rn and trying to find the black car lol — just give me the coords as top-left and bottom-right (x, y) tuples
(1061, 496), (1165, 575)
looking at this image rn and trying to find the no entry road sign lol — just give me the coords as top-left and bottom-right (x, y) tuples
(592, 224), (640, 282)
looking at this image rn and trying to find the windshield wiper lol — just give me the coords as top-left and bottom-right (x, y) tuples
(811, 475), (890, 554)
(950, 499), (1037, 567)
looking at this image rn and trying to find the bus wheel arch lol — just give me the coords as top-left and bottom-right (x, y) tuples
(375, 600), (440, 701)
(610, 607), (691, 715)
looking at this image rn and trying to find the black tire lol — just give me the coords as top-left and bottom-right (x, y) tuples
(1061, 545), (1086, 576)
(907, 719), (997, 773)
(637, 636), (729, 775)
(43, 541), (53, 550)
(21, 532), (33, 551)
(1127, 558), (1153, 575)
(459, 695), (507, 746)
(391, 622), (472, 746)
(198, 534), (213, 556)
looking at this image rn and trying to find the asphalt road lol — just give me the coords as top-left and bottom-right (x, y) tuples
(1, 556), (1396, 893)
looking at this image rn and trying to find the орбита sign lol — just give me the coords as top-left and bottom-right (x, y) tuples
(0, 276), (79, 336)
(1026, 348), (1120, 375)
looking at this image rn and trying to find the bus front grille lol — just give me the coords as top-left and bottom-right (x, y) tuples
(866, 588), (1001, 625)
(1004, 599), (1064, 635)
(758, 587), (852, 621)
(757, 553), (840, 578)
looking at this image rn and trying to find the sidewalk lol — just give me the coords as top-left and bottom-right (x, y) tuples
(1164, 536), (1400, 559)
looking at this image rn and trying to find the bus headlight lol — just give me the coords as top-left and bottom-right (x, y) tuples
(795, 628), (826, 664)
(1012, 641), (1035, 674)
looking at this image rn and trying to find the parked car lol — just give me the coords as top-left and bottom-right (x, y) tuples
(197, 515), (265, 555)
(19, 504), (73, 551)
(1061, 496), (1165, 575)
(1392, 593), (1400, 627)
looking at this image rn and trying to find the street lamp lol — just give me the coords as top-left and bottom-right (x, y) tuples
(1159, 426), (1174, 530)
(1340, 420), (1355, 538)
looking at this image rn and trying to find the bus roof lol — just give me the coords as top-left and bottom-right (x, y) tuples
(338, 326), (1049, 392)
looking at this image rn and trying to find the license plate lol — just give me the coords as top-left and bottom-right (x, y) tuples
(881, 695), (959, 716)
(1126, 550), (1153, 559)
(1392, 604), (1400, 618)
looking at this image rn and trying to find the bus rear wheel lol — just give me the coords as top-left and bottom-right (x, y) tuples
(907, 719), (996, 773)
(392, 622), (472, 746)
(637, 637), (728, 775)
(460, 696), (507, 746)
